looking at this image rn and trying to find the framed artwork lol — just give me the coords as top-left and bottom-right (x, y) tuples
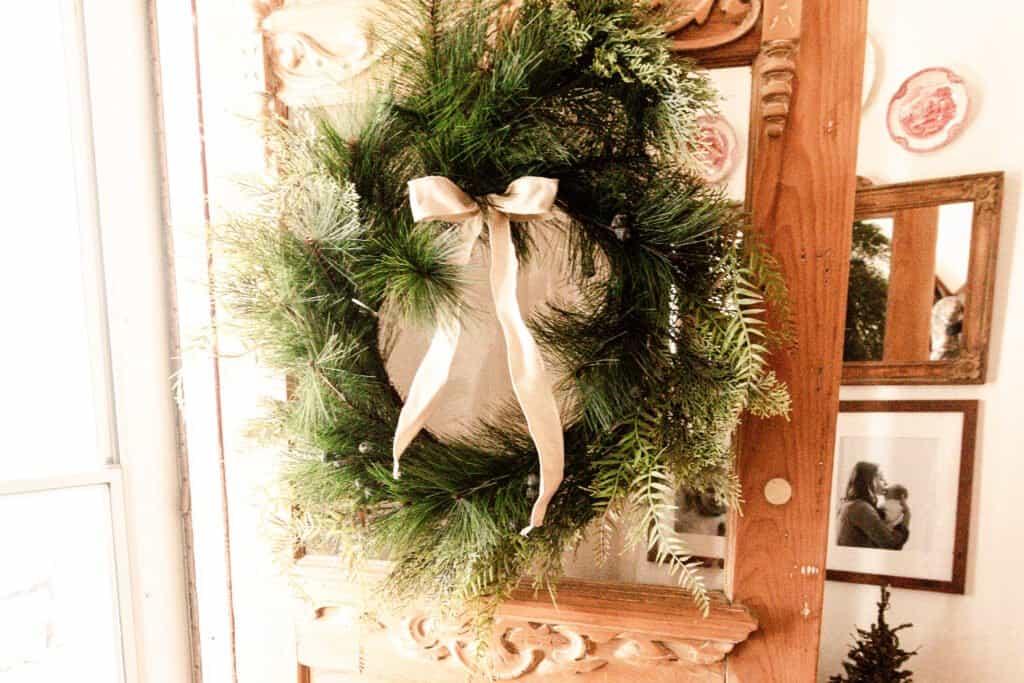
(648, 485), (728, 569)
(826, 400), (977, 593)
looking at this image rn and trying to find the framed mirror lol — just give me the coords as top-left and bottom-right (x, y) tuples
(842, 172), (1003, 385)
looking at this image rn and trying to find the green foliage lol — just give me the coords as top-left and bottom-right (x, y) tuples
(844, 220), (891, 361)
(830, 586), (917, 683)
(218, 0), (789, 618)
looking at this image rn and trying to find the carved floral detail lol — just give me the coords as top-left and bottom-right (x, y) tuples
(946, 354), (984, 382)
(971, 176), (1001, 216)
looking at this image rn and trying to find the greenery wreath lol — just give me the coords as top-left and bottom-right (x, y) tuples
(221, 0), (790, 617)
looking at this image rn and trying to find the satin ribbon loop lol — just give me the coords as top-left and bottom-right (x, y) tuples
(394, 175), (565, 535)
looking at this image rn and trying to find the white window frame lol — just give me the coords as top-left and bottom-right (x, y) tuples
(0, 470), (140, 680)
(0, 2), (196, 682)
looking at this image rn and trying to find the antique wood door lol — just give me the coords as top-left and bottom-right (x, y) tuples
(246, 1), (869, 680)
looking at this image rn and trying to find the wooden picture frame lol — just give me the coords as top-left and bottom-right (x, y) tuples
(842, 173), (1004, 385)
(825, 400), (977, 594)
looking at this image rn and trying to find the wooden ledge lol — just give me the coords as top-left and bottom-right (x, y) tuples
(292, 555), (758, 680)
(503, 577), (758, 645)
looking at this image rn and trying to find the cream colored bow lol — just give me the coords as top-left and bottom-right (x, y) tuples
(393, 175), (564, 536)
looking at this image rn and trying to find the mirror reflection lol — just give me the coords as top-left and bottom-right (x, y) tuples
(844, 202), (972, 363)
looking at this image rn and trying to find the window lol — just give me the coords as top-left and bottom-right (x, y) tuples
(0, 2), (193, 682)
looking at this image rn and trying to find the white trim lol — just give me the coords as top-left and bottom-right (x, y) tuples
(107, 469), (142, 683)
(79, 0), (195, 680)
(0, 467), (141, 683)
(58, 0), (120, 467)
(0, 468), (119, 496)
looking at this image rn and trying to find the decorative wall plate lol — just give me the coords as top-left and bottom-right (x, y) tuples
(886, 67), (969, 153)
(693, 114), (738, 184)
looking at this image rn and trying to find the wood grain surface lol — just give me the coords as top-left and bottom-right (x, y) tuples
(882, 206), (940, 361)
(726, 0), (868, 679)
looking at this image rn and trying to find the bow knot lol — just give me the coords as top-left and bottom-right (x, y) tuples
(409, 175), (560, 223)
(394, 175), (564, 536)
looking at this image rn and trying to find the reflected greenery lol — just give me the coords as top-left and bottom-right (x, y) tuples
(844, 220), (891, 361)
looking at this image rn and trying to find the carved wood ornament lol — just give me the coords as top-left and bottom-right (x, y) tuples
(257, 0), (386, 110)
(757, 0), (800, 137)
(659, 0), (762, 51)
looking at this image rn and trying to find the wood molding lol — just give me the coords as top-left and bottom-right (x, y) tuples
(756, 0), (802, 137)
(292, 556), (757, 680)
(727, 0), (867, 680)
(843, 172), (1004, 385)
(757, 40), (797, 137)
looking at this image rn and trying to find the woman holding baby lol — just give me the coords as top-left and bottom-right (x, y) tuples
(836, 461), (910, 550)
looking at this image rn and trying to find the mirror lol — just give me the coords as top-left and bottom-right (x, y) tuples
(842, 173), (1003, 384)
(562, 64), (753, 590)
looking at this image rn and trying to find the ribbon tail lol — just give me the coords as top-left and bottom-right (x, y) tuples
(391, 320), (460, 478)
(487, 211), (565, 535)
(392, 215), (484, 478)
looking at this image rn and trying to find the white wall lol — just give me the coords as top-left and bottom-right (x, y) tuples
(818, 1), (1024, 680)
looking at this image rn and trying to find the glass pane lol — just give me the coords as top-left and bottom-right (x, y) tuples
(705, 66), (752, 204)
(0, 486), (124, 683)
(1, 0), (103, 478)
(844, 203), (974, 364)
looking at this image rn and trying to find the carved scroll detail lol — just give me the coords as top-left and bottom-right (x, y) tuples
(660, 0), (762, 51)
(258, 0), (386, 109)
(375, 612), (735, 679)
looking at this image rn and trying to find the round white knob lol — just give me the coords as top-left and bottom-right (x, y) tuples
(764, 478), (793, 506)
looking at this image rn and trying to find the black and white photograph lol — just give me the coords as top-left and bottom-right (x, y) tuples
(834, 439), (930, 553)
(648, 485), (728, 570)
(826, 401), (977, 593)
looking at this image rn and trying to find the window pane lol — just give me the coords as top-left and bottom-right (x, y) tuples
(1, 0), (103, 478)
(0, 486), (124, 682)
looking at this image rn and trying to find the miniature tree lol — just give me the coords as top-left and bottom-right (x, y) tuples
(829, 585), (916, 682)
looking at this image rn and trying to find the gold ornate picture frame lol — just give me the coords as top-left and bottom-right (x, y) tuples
(842, 172), (1004, 385)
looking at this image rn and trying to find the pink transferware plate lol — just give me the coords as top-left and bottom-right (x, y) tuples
(692, 114), (738, 184)
(887, 67), (969, 153)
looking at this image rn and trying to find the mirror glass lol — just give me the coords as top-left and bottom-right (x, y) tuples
(562, 65), (752, 590)
(844, 202), (972, 363)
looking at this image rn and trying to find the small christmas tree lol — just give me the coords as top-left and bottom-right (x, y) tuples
(829, 585), (917, 682)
